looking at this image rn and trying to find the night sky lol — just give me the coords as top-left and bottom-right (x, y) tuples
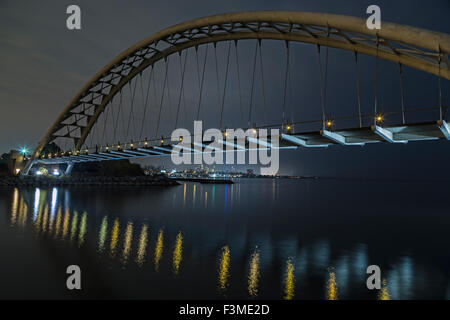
(1, 0), (449, 178)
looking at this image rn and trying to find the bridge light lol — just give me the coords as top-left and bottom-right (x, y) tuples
(286, 124), (292, 132)
(20, 148), (28, 155)
(130, 142), (134, 148)
(179, 136), (183, 142)
(105, 145), (109, 151)
(252, 128), (257, 134)
(224, 131), (228, 137)
(376, 114), (383, 123)
(326, 120), (333, 128)
(144, 140), (149, 147)
(160, 137), (165, 144)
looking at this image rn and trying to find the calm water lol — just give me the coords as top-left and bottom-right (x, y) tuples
(0, 178), (449, 299)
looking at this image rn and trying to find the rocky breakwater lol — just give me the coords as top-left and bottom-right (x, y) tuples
(0, 175), (179, 187)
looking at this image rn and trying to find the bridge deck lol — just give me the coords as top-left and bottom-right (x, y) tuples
(36, 120), (449, 165)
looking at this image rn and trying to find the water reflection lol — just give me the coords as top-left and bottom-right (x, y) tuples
(326, 269), (338, 300)
(62, 208), (70, 240)
(173, 231), (183, 274)
(98, 216), (108, 253)
(136, 224), (148, 267)
(154, 229), (164, 271)
(70, 211), (78, 242)
(78, 212), (87, 247)
(379, 279), (390, 300)
(284, 258), (295, 300)
(4, 186), (445, 299)
(110, 218), (120, 257)
(248, 248), (260, 297)
(10, 188), (18, 226)
(121, 222), (133, 266)
(218, 246), (230, 293)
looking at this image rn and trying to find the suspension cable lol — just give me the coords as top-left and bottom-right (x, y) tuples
(282, 41), (290, 127)
(234, 40), (244, 126)
(317, 45), (326, 128)
(438, 46), (443, 121)
(220, 41), (232, 129)
(113, 89), (124, 143)
(155, 58), (169, 139)
(323, 33), (329, 121)
(374, 34), (380, 124)
(248, 40), (258, 128)
(196, 44), (209, 120)
(214, 43), (222, 124)
(139, 65), (155, 141)
(398, 63), (406, 124)
(181, 53), (188, 126)
(101, 93), (111, 144)
(125, 77), (138, 142)
(258, 39), (268, 127)
(288, 58), (294, 125)
(354, 51), (362, 128)
(175, 51), (188, 130)
(166, 59), (173, 126)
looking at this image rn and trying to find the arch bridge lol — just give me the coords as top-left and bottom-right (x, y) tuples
(24, 11), (450, 174)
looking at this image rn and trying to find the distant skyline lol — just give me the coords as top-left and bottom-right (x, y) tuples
(1, 0), (449, 177)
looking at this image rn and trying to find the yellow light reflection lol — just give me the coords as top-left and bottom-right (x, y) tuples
(54, 207), (62, 238)
(62, 208), (70, 240)
(218, 246), (230, 292)
(110, 218), (120, 257)
(70, 211), (78, 242)
(248, 249), (260, 297)
(121, 222), (133, 265)
(378, 279), (390, 300)
(172, 231), (183, 275)
(35, 196), (45, 232)
(98, 216), (108, 253)
(78, 212), (87, 247)
(136, 224), (148, 267)
(18, 197), (28, 227)
(48, 205), (59, 234)
(326, 270), (338, 300)
(183, 183), (186, 207)
(284, 258), (295, 300)
(42, 204), (49, 234)
(154, 229), (164, 271)
(10, 188), (19, 226)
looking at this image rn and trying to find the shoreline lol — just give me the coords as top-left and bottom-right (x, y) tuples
(0, 175), (179, 187)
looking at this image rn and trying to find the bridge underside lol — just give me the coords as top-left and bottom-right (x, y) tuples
(34, 120), (450, 166)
